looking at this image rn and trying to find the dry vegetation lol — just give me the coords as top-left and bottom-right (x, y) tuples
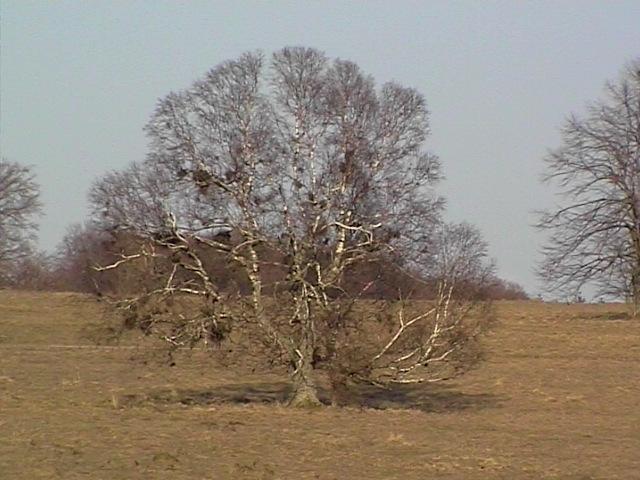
(1, 290), (639, 479)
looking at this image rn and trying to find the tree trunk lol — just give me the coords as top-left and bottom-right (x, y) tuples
(288, 354), (321, 408)
(632, 267), (640, 318)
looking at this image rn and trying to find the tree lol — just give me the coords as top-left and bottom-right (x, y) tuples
(0, 159), (42, 286)
(428, 222), (496, 298)
(427, 222), (531, 300)
(91, 48), (489, 406)
(51, 223), (118, 293)
(538, 60), (640, 313)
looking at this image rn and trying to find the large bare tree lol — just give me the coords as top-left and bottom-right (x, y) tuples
(91, 48), (488, 406)
(0, 159), (42, 285)
(538, 60), (640, 312)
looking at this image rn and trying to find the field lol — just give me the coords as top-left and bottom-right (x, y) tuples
(1, 290), (639, 479)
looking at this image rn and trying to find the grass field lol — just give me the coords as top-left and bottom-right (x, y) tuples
(1, 290), (639, 479)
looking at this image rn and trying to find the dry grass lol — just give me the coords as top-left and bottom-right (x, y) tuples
(0, 290), (639, 479)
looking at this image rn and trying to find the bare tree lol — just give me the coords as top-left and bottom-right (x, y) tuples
(51, 222), (118, 293)
(0, 159), (42, 286)
(91, 48), (488, 406)
(427, 222), (496, 296)
(538, 60), (640, 314)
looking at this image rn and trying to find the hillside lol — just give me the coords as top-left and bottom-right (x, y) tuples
(1, 291), (638, 479)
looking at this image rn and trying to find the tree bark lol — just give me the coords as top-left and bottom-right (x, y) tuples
(632, 269), (639, 318)
(288, 353), (321, 407)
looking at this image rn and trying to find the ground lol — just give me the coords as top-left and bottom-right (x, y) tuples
(0, 290), (639, 479)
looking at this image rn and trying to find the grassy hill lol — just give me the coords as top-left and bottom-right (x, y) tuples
(0, 290), (638, 479)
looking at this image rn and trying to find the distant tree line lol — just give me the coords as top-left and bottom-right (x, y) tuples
(5, 220), (527, 301)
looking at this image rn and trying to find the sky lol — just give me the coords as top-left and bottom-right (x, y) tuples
(1, 0), (639, 296)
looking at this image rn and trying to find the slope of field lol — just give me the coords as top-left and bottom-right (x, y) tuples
(1, 290), (639, 479)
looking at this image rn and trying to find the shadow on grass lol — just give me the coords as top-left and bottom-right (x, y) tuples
(352, 383), (503, 412)
(118, 381), (503, 413)
(584, 311), (634, 321)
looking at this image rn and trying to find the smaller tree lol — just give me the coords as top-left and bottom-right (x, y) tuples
(427, 222), (496, 298)
(53, 223), (123, 294)
(0, 159), (42, 286)
(538, 60), (640, 313)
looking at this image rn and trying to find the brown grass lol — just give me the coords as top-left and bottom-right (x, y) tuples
(0, 290), (639, 479)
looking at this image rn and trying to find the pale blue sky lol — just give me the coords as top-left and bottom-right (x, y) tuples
(2, 0), (639, 295)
